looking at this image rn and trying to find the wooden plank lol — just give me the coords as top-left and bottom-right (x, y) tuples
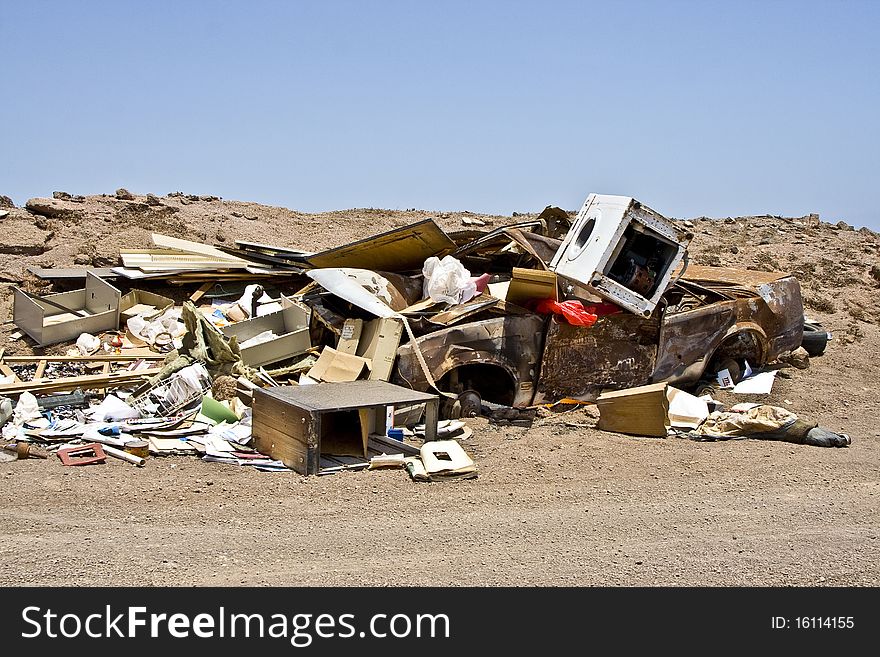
(26, 267), (119, 281)
(0, 362), (21, 383)
(151, 233), (249, 263)
(1, 355), (165, 363)
(189, 282), (214, 303)
(307, 219), (454, 271)
(0, 367), (162, 396)
(33, 360), (47, 380)
(251, 420), (311, 474)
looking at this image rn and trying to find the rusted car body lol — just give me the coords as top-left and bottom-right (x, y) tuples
(392, 265), (803, 406)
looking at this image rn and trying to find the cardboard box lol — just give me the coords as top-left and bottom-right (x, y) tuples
(221, 298), (311, 367)
(12, 272), (121, 347)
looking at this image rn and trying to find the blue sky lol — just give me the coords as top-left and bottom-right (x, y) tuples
(2, 1), (878, 227)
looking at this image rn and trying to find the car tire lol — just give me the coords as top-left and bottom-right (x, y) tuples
(801, 322), (829, 357)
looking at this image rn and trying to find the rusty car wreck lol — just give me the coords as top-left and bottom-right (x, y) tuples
(296, 194), (805, 417)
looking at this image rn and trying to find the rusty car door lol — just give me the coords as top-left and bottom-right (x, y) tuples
(534, 310), (660, 403)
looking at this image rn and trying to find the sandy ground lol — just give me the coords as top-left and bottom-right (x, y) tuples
(0, 191), (878, 586)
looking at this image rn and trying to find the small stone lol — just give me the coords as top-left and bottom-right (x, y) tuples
(115, 188), (135, 200)
(73, 253), (91, 265)
(778, 347), (810, 370)
(145, 193), (162, 206)
(836, 220), (854, 231)
(0, 195), (15, 208)
(52, 191), (72, 200)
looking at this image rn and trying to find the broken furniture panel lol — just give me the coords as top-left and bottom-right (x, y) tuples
(251, 381), (439, 475)
(306, 219), (455, 272)
(220, 298), (311, 367)
(550, 194), (693, 317)
(505, 267), (558, 308)
(12, 272), (122, 346)
(596, 382), (671, 437)
(305, 346), (371, 382)
(119, 289), (174, 323)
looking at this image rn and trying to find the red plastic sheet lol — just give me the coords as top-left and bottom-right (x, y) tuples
(535, 299), (599, 326)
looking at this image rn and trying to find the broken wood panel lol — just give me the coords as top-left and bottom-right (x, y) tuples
(0, 367), (162, 396)
(306, 219), (455, 271)
(1, 355), (165, 363)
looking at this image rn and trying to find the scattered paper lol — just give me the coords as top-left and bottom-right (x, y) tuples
(733, 370), (778, 394)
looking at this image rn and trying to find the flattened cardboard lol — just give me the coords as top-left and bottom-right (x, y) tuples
(306, 219), (454, 271)
(307, 346), (371, 383)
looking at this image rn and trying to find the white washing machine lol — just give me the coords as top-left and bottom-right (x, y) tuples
(549, 194), (693, 317)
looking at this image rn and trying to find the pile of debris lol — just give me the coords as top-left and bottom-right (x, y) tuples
(0, 192), (848, 476)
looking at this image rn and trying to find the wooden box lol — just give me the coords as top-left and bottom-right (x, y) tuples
(252, 380), (439, 475)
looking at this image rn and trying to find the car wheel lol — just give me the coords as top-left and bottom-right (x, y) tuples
(801, 322), (829, 357)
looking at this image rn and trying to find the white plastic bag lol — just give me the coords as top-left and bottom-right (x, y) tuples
(422, 256), (477, 305)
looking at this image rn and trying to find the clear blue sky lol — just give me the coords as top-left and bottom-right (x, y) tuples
(2, 1), (878, 227)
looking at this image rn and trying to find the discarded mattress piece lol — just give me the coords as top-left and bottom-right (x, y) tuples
(695, 405), (851, 447)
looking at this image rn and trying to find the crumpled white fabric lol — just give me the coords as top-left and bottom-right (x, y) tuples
(422, 255), (478, 305)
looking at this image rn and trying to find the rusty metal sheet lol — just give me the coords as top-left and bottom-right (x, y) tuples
(534, 313), (659, 403)
(654, 275), (803, 385)
(680, 265), (789, 287)
(392, 315), (545, 407)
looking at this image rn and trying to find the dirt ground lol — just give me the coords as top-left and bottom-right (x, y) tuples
(0, 190), (878, 586)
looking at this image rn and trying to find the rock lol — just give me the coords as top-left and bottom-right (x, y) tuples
(73, 253), (91, 265)
(167, 191), (184, 198)
(729, 245), (739, 254)
(724, 217), (736, 224)
(216, 231), (226, 243)
(34, 217), (50, 231)
(185, 194), (200, 201)
(199, 195), (219, 202)
(682, 220), (695, 229)
(71, 195), (85, 203)
(231, 211), (243, 218)
(778, 347), (810, 370)
(0, 195), (15, 208)
(25, 198), (73, 218)
(870, 264), (880, 284)
(245, 215), (257, 221)
(461, 216), (486, 227)
(52, 191), (72, 200)
(0, 217), (53, 255)
(145, 193), (162, 206)
(836, 220), (854, 231)
(115, 188), (135, 200)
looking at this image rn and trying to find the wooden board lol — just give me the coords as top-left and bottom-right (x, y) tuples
(27, 267), (119, 281)
(306, 219), (454, 271)
(0, 367), (161, 396)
